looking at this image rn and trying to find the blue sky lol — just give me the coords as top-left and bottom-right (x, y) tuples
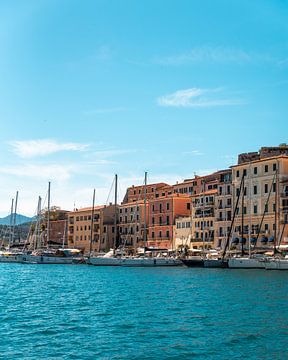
(0, 0), (287, 216)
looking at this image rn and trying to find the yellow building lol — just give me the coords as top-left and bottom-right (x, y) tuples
(231, 155), (288, 248)
(118, 200), (147, 251)
(68, 204), (117, 254)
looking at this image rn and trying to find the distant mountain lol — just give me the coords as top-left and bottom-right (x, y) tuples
(0, 214), (34, 226)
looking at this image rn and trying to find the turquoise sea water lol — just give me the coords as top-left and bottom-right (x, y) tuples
(0, 265), (287, 360)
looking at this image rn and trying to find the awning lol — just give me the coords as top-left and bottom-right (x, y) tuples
(232, 237), (239, 245)
(261, 236), (268, 243)
(239, 237), (246, 244)
(250, 237), (257, 244)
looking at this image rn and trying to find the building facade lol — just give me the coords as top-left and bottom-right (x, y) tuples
(68, 205), (117, 253)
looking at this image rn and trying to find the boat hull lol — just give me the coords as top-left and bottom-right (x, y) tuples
(181, 259), (204, 267)
(121, 257), (182, 267)
(228, 257), (265, 269)
(87, 256), (183, 267)
(264, 259), (288, 270)
(204, 259), (228, 268)
(22, 255), (74, 264)
(0, 254), (23, 263)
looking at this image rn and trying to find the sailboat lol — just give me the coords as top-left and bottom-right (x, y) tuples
(22, 183), (82, 264)
(0, 192), (24, 263)
(88, 173), (183, 267)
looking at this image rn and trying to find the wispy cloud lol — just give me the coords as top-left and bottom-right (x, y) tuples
(157, 88), (244, 108)
(0, 164), (76, 182)
(9, 139), (89, 158)
(154, 46), (274, 66)
(183, 150), (205, 156)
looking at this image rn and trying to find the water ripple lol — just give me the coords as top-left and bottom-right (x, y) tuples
(0, 265), (288, 359)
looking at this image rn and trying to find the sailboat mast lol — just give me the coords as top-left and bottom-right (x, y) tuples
(12, 191), (18, 245)
(144, 171), (147, 248)
(9, 198), (14, 249)
(241, 176), (245, 256)
(248, 165), (252, 258)
(37, 196), (42, 250)
(274, 164), (278, 253)
(89, 189), (96, 256)
(47, 182), (51, 248)
(114, 174), (118, 252)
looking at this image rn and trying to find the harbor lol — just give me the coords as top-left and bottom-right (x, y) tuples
(1, 145), (288, 270)
(1, 263), (288, 359)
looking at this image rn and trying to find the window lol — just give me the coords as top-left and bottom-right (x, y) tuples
(254, 167), (258, 175)
(244, 187), (247, 196)
(254, 185), (257, 195)
(265, 165), (269, 173)
(166, 216), (170, 225)
(273, 183), (276, 192)
(236, 188), (240, 196)
(273, 203), (276, 212)
(264, 184), (268, 193)
(152, 217), (155, 225)
(187, 203), (191, 210)
(166, 230), (170, 238)
(254, 205), (258, 214)
(243, 169), (247, 177)
(265, 204), (268, 212)
(273, 163), (277, 172)
(159, 231), (162, 238)
(243, 207), (247, 215)
(236, 170), (240, 178)
(152, 232), (155, 238)
(227, 185), (231, 194)
(159, 217), (162, 225)
(166, 203), (170, 210)
(159, 204), (162, 212)
(152, 205), (155, 212)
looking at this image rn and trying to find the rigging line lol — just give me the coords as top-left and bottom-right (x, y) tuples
(118, 174), (145, 247)
(23, 199), (42, 250)
(105, 177), (115, 206)
(255, 171), (277, 244)
(222, 173), (245, 260)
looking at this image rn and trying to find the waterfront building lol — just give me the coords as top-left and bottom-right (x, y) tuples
(191, 189), (216, 250)
(118, 200), (147, 251)
(174, 216), (193, 250)
(122, 182), (169, 203)
(68, 204), (117, 253)
(231, 153), (288, 250)
(214, 170), (233, 249)
(148, 194), (191, 249)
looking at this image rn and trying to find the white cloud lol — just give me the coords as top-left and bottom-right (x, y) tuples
(183, 150), (205, 156)
(9, 139), (89, 158)
(157, 87), (244, 108)
(154, 46), (274, 65)
(0, 164), (75, 182)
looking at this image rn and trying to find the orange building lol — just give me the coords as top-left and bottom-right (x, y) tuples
(148, 194), (191, 249)
(122, 182), (169, 203)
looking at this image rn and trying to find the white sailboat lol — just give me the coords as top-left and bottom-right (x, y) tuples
(0, 192), (24, 263)
(23, 183), (82, 264)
